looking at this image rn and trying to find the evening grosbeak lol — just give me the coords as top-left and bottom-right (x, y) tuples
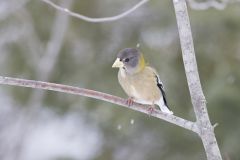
(112, 48), (173, 114)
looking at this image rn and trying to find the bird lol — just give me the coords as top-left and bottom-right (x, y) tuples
(112, 48), (173, 114)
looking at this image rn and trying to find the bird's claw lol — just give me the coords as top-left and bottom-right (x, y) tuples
(126, 97), (134, 107)
(147, 106), (155, 115)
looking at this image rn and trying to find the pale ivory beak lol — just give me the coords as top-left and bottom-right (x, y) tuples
(112, 58), (124, 68)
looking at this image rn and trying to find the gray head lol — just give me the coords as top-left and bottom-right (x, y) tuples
(118, 48), (140, 68)
(112, 48), (145, 74)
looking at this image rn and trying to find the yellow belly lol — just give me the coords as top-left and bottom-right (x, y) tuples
(118, 66), (161, 103)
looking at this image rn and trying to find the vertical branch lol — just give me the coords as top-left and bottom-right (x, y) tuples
(12, 0), (73, 159)
(172, 0), (222, 160)
(28, 0), (73, 104)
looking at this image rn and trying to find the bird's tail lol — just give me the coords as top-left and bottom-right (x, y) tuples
(156, 97), (173, 114)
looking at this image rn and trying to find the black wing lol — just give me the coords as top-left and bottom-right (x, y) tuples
(155, 75), (170, 109)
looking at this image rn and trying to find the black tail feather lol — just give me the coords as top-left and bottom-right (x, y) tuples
(155, 76), (170, 110)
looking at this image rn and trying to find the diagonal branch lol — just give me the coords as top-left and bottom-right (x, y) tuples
(0, 76), (199, 133)
(41, 0), (149, 23)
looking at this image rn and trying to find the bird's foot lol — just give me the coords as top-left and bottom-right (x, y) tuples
(147, 106), (155, 115)
(126, 97), (134, 107)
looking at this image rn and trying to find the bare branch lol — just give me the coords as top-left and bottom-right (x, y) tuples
(173, 0), (222, 159)
(187, 0), (227, 10)
(187, 0), (240, 10)
(39, 0), (72, 80)
(41, 0), (149, 23)
(0, 0), (30, 21)
(0, 76), (199, 133)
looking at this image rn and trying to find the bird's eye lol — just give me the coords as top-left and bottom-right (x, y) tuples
(124, 58), (129, 62)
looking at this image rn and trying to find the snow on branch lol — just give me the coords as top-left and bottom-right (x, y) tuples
(41, 0), (149, 23)
(0, 76), (199, 133)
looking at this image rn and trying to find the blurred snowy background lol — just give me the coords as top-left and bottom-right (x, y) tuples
(0, 0), (240, 159)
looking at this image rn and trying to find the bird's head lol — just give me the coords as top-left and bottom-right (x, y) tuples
(112, 48), (145, 74)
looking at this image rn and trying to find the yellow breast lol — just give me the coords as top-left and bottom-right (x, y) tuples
(118, 66), (161, 104)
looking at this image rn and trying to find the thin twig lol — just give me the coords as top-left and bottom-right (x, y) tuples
(0, 76), (199, 133)
(39, 0), (72, 80)
(187, 0), (227, 10)
(187, 0), (240, 10)
(41, 0), (149, 22)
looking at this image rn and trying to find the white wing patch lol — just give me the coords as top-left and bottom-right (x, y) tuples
(154, 73), (173, 114)
(155, 74), (164, 89)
